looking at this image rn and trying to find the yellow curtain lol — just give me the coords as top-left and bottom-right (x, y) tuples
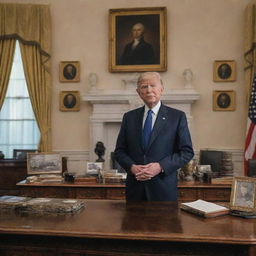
(244, 1), (256, 104)
(0, 3), (51, 58)
(0, 3), (52, 152)
(0, 39), (16, 109)
(20, 43), (52, 152)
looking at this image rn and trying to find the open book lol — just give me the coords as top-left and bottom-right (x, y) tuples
(180, 199), (229, 218)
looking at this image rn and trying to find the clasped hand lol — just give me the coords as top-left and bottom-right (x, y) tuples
(131, 163), (162, 181)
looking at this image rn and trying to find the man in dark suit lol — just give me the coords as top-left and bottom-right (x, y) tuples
(114, 72), (194, 201)
(120, 23), (155, 65)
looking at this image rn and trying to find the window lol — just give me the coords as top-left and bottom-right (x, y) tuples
(0, 41), (40, 158)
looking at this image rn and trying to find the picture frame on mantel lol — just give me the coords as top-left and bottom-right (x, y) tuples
(213, 90), (236, 111)
(213, 60), (236, 82)
(59, 61), (80, 82)
(109, 7), (167, 72)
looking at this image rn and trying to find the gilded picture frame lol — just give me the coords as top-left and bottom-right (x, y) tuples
(59, 61), (80, 82)
(27, 152), (62, 175)
(213, 60), (236, 82)
(109, 7), (167, 72)
(59, 91), (80, 112)
(230, 176), (256, 213)
(213, 90), (236, 111)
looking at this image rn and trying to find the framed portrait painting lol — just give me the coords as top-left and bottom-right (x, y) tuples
(109, 7), (167, 72)
(213, 60), (236, 82)
(59, 61), (80, 82)
(59, 91), (80, 112)
(213, 90), (236, 111)
(230, 176), (256, 213)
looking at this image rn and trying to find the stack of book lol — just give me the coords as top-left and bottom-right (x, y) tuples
(26, 174), (63, 183)
(0, 195), (85, 214)
(103, 171), (126, 184)
(220, 151), (234, 176)
(74, 176), (97, 184)
(0, 195), (30, 211)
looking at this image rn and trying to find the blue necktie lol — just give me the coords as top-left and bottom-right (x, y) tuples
(143, 109), (153, 148)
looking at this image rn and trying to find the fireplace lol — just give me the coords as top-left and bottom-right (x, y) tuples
(82, 87), (200, 169)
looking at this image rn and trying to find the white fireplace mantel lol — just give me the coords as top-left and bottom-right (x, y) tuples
(83, 88), (199, 104)
(82, 88), (200, 166)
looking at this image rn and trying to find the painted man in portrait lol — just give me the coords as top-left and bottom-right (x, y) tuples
(119, 23), (155, 65)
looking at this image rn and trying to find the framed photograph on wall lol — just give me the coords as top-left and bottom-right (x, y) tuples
(213, 90), (236, 111)
(230, 176), (256, 213)
(27, 152), (62, 175)
(59, 61), (80, 82)
(59, 91), (80, 112)
(109, 7), (167, 72)
(213, 60), (236, 82)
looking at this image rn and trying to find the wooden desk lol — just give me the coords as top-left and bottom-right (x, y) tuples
(0, 159), (27, 195)
(0, 200), (255, 256)
(16, 180), (232, 201)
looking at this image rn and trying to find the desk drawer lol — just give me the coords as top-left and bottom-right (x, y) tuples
(201, 188), (231, 202)
(178, 188), (197, 201)
(20, 187), (69, 198)
(75, 188), (105, 199)
(106, 188), (125, 199)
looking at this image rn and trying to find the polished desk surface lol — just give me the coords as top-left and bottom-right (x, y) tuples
(0, 199), (255, 245)
(16, 180), (232, 188)
(17, 180), (125, 187)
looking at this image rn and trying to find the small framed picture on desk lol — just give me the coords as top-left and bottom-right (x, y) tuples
(230, 176), (256, 213)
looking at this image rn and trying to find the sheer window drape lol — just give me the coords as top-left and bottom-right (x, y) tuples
(0, 42), (40, 158)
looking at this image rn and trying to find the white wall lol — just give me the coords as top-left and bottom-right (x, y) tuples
(2, 0), (250, 163)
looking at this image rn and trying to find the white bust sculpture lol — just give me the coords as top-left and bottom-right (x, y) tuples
(182, 68), (193, 88)
(89, 72), (98, 89)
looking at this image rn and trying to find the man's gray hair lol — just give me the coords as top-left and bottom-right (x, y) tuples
(137, 72), (163, 86)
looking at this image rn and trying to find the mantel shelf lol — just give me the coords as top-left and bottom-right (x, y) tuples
(82, 88), (200, 104)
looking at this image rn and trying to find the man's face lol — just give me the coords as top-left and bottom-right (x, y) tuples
(136, 76), (163, 108)
(67, 65), (73, 74)
(67, 95), (74, 103)
(132, 24), (144, 39)
(240, 185), (247, 196)
(220, 95), (226, 102)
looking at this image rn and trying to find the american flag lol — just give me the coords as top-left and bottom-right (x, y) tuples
(244, 73), (256, 175)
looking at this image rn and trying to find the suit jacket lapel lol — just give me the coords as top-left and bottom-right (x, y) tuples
(147, 104), (168, 151)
